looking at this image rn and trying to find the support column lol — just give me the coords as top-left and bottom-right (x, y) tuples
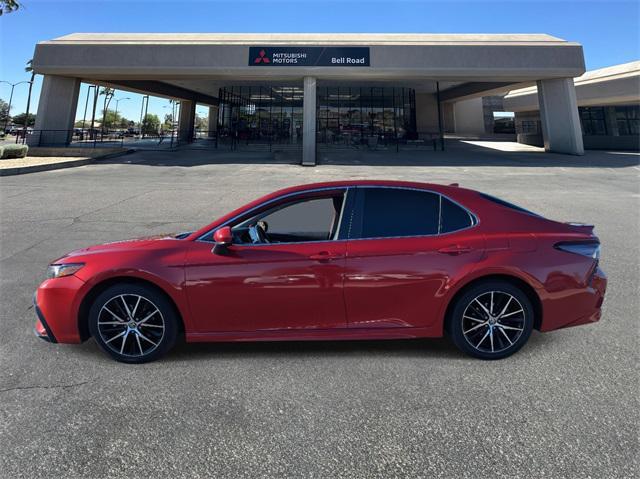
(537, 78), (584, 155)
(302, 76), (317, 166)
(208, 106), (218, 138)
(29, 75), (81, 146)
(178, 100), (196, 143)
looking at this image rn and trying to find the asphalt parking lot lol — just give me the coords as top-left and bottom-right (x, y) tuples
(1, 144), (638, 478)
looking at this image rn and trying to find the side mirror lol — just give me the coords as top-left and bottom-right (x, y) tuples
(212, 226), (233, 254)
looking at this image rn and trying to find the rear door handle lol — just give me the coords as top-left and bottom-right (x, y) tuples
(309, 251), (343, 261)
(437, 245), (473, 255)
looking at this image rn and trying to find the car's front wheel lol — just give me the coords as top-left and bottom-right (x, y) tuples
(448, 281), (534, 360)
(88, 283), (178, 363)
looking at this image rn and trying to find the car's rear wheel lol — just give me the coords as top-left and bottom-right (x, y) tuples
(88, 284), (178, 363)
(448, 281), (534, 360)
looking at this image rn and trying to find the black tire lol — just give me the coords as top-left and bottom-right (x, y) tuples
(88, 283), (178, 364)
(448, 280), (534, 360)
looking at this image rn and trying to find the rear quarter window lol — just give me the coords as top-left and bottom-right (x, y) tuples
(479, 193), (541, 217)
(440, 197), (474, 233)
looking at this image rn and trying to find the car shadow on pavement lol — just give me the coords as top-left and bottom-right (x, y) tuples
(164, 337), (464, 362)
(70, 330), (557, 363)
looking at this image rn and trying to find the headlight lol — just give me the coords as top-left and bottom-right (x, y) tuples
(46, 263), (85, 279)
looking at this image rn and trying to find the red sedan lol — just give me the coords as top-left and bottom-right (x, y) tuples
(34, 180), (607, 363)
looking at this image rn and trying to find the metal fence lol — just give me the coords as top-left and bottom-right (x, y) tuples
(6, 128), (444, 153)
(9, 129), (187, 150)
(199, 129), (443, 152)
(318, 131), (442, 152)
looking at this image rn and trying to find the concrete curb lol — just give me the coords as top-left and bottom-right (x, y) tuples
(0, 149), (135, 176)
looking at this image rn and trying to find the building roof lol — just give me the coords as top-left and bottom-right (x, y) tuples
(503, 61), (640, 110)
(505, 60), (640, 99)
(44, 32), (576, 46)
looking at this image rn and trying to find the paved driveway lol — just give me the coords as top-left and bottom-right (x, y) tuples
(1, 146), (638, 478)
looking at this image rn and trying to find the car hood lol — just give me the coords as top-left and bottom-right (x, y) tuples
(55, 234), (181, 262)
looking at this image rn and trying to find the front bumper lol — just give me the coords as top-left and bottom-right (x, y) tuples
(33, 274), (86, 344)
(33, 293), (57, 343)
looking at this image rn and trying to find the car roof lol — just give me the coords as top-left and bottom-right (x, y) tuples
(268, 180), (466, 196)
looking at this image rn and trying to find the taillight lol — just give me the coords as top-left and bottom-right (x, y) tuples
(554, 241), (600, 260)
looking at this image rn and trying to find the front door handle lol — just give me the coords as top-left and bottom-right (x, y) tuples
(437, 245), (473, 255)
(309, 251), (343, 262)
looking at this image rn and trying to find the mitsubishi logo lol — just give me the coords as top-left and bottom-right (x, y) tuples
(254, 49), (270, 64)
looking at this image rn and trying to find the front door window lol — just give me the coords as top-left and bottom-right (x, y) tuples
(232, 193), (345, 244)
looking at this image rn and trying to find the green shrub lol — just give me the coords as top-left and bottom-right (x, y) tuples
(0, 146), (3, 158)
(1, 144), (29, 159)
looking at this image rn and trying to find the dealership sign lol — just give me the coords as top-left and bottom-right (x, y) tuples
(249, 47), (370, 67)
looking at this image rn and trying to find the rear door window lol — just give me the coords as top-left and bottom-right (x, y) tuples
(352, 188), (440, 239)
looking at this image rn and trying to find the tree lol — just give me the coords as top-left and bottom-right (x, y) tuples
(101, 109), (125, 129)
(0, 99), (9, 125)
(119, 117), (131, 129)
(141, 113), (160, 135)
(195, 114), (208, 131)
(99, 87), (115, 132)
(163, 113), (173, 131)
(0, 0), (21, 15)
(11, 112), (35, 127)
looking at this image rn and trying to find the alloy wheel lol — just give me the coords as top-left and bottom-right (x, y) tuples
(461, 291), (526, 354)
(97, 294), (165, 358)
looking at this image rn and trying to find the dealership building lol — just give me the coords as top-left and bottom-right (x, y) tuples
(31, 33), (590, 164)
(505, 61), (639, 151)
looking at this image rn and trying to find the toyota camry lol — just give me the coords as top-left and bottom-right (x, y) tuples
(34, 180), (607, 363)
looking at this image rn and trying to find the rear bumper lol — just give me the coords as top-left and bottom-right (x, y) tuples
(541, 267), (607, 332)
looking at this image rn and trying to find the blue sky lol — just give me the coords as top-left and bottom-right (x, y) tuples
(1, 0), (638, 122)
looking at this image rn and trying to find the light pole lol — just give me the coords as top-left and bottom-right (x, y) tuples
(89, 86), (99, 141)
(171, 100), (180, 147)
(81, 85), (96, 139)
(139, 95), (149, 138)
(0, 80), (32, 133)
(113, 97), (130, 130)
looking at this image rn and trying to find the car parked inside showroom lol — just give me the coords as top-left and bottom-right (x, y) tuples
(34, 180), (606, 363)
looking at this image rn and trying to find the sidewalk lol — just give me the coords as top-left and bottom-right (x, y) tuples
(0, 148), (132, 176)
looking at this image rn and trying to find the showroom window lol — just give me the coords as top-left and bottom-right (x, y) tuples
(518, 120), (539, 134)
(615, 105), (639, 135)
(579, 107), (607, 135)
(217, 86), (304, 145)
(316, 87), (417, 146)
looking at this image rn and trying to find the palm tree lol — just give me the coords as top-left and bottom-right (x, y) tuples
(22, 59), (35, 141)
(99, 87), (115, 133)
(0, 0), (21, 15)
